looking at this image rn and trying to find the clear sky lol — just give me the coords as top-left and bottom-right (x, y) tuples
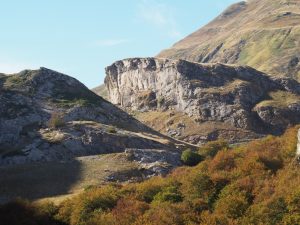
(0, 0), (238, 88)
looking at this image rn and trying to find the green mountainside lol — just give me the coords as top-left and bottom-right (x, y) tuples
(158, 0), (300, 81)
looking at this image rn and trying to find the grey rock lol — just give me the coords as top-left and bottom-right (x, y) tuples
(0, 68), (177, 167)
(105, 58), (300, 142)
(125, 148), (181, 177)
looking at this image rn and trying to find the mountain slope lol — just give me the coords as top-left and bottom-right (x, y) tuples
(0, 68), (185, 166)
(2, 126), (299, 225)
(92, 84), (108, 99)
(158, 0), (300, 81)
(105, 57), (300, 145)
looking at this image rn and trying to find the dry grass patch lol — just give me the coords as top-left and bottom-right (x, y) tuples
(256, 91), (300, 108)
(203, 79), (249, 94)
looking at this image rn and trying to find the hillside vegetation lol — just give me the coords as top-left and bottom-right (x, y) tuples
(1, 126), (299, 225)
(158, 0), (300, 81)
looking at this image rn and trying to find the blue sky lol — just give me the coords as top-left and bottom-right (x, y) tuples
(0, 0), (238, 88)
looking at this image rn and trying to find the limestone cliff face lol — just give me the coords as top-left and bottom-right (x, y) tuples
(105, 58), (300, 142)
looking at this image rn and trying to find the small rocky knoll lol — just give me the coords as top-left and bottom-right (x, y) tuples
(0, 68), (184, 170)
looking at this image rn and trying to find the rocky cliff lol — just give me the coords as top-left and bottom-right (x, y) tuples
(0, 68), (183, 167)
(105, 57), (300, 144)
(158, 0), (300, 81)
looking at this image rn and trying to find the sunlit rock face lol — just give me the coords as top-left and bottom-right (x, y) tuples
(105, 57), (300, 143)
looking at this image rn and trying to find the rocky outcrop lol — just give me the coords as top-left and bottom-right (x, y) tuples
(105, 57), (300, 143)
(0, 68), (180, 166)
(125, 148), (181, 177)
(0, 121), (169, 166)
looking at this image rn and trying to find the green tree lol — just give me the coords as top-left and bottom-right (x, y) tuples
(181, 149), (203, 166)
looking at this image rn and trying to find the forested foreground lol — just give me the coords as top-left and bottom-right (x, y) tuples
(1, 126), (300, 225)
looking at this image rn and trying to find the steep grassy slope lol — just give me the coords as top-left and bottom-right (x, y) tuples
(158, 0), (300, 81)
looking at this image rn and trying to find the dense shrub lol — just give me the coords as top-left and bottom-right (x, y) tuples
(2, 126), (299, 225)
(209, 149), (236, 171)
(181, 149), (203, 166)
(137, 202), (185, 225)
(215, 189), (250, 219)
(112, 197), (149, 225)
(57, 185), (120, 225)
(0, 199), (61, 225)
(199, 139), (229, 158)
(134, 177), (168, 203)
(153, 185), (183, 203)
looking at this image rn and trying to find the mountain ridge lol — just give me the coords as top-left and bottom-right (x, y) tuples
(158, 0), (300, 81)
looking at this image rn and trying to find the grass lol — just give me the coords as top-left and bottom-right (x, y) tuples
(0, 153), (139, 204)
(48, 113), (65, 129)
(52, 81), (103, 108)
(158, 0), (300, 82)
(203, 79), (249, 94)
(41, 130), (67, 144)
(52, 98), (91, 108)
(4, 75), (28, 87)
(256, 90), (300, 108)
(134, 110), (257, 143)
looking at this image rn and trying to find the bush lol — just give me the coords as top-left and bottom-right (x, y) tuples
(209, 150), (236, 171)
(199, 139), (229, 158)
(4, 126), (300, 225)
(69, 185), (120, 225)
(215, 189), (250, 219)
(135, 177), (167, 203)
(0, 199), (60, 225)
(112, 197), (149, 225)
(182, 172), (216, 203)
(48, 113), (65, 129)
(153, 185), (183, 203)
(181, 149), (203, 166)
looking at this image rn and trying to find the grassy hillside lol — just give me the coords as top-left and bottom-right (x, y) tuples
(158, 0), (300, 81)
(1, 126), (299, 225)
(256, 91), (300, 108)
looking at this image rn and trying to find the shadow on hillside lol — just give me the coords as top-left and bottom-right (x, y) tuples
(0, 160), (82, 203)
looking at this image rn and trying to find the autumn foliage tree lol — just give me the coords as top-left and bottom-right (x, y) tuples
(1, 126), (299, 225)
